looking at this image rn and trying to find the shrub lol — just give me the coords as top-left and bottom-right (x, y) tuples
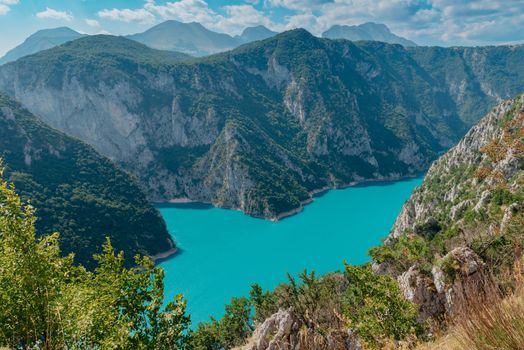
(342, 264), (424, 349)
(0, 166), (191, 349)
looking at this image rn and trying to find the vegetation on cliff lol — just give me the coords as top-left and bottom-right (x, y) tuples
(0, 93), (173, 268)
(373, 93), (524, 289)
(193, 94), (523, 349)
(190, 266), (424, 349)
(2, 31), (523, 219)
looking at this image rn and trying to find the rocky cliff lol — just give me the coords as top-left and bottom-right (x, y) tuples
(236, 94), (523, 350)
(373, 92), (523, 323)
(0, 93), (174, 268)
(1, 31), (523, 219)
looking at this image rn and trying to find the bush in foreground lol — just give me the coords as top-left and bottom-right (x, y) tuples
(0, 165), (190, 349)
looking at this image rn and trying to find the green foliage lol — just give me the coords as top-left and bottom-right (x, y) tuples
(0, 169), (190, 349)
(192, 267), (424, 349)
(342, 264), (423, 348)
(189, 297), (254, 350)
(491, 187), (517, 206)
(369, 234), (432, 272)
(249, 284), (278, 323)
(0, 94), (172, 268)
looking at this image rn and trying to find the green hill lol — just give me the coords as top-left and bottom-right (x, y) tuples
(0, 93), (174, 268)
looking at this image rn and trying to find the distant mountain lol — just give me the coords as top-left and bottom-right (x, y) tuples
(0, 93), (174, 268)
(1, 30), (523, 219)
(127, 20), (278, 56)
(322, 22), (417, 47)
(127, 20), (238, 56)
(0, 27), (84, 65)
(236, 25), (278, 44)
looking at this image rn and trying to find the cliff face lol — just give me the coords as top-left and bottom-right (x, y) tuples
(240, 94), (523, 350)
(1, 32), (523, 219)
(376, 93), (523, 322)
(391, 94), (523, 239)
(0, 93), (174, 268)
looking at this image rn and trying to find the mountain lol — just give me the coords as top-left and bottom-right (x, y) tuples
(372, 92), (524, 322)
(0, 27), (84, 65)
(322, 22), (417, 47)
(236, 25), (278, 43)
(198, 93), (524, 350)
(127, 20), (239, 56)
(0, 93), (174, 268)
(0, 30), (523, 220)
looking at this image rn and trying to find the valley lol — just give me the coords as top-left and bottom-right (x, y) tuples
(0, 9), (522, 349)
(0, 30), (522, 221)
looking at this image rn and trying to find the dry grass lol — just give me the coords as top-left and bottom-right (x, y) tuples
(418, 258), (524, 350)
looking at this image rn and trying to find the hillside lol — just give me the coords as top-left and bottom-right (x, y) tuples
(190, 94), (524, 350)
(0, 93), (174, 268)
(0, 31), (523, 219)
(372, 92), (523, 322)
(0, 27), (84, 65)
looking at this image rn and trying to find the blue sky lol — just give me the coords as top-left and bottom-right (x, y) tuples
(1, 0), (524, 56)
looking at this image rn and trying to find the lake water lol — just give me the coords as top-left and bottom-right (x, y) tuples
(158, 177), (422, 325)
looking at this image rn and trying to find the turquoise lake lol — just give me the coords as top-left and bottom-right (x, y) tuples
(158, 177), (422, 325)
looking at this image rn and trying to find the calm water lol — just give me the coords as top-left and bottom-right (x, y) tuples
(158, 177), (422, 325)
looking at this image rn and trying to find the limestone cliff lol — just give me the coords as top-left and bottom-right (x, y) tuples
(374, 93), (523, 324)
(1, 32), (523, 219)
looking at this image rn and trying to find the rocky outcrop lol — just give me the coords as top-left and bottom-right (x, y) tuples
(397, 266), (445, 321)
(238, 309), (361, 350)
(390, 94), (524, 239)
(380, 93), (523, 327)
(432, 248), (493, 317)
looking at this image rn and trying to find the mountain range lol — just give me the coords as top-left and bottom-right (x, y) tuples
(0, 30), (522, 219)
(0, 21), (414, 63)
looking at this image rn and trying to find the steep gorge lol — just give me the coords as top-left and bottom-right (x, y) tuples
(1, 30), (523, 219)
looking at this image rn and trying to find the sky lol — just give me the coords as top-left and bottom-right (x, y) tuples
(1, 0), (524, 56)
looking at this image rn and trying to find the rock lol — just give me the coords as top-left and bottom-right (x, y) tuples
(397, 266), (445, 321)
(433, 247), (491, 316)
(238, 309), (361, 350)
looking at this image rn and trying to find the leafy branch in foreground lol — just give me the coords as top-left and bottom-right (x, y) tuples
(0, 164), (190, 349)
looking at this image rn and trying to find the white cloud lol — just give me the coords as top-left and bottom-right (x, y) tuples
(98, 7), (155, 24)
(85, 19), (100, 27)
(93, 0), (524, 46)
(36, 7), (73, 21)
(213, 5), (278, 34)
(144, 0), (217, 24)
(0, 0), (18, 15)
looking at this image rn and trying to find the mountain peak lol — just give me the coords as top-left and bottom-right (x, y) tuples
(238, 25), (278, 43)
(322, 22), (417, 47)
(31, 27), (80, 38)
(0, 27), (83, 65)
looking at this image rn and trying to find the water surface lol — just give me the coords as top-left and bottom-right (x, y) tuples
(158, 177), (422, 325)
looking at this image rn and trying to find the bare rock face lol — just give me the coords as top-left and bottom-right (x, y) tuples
(239, 309), (361, 350)
(397, 266), (445, 321)
(432, 247), (492, 316)
(390, 94), (524, 239)
(243, 309), (296, 350)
